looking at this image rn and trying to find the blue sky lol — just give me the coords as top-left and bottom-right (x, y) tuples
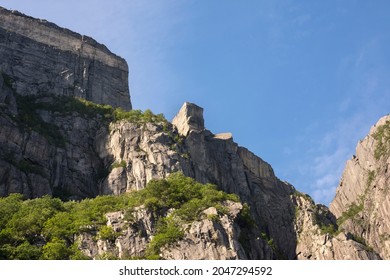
(1, 0), (389, 205)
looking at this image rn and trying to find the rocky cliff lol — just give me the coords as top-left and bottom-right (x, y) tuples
(330, 115), (390, 259)
(0, 7), (131, 110)
(0, 6), (388, 260)
(79, 201), (272, 260)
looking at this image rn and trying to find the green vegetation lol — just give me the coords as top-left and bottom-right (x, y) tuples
(379, 233), (390, 242)
(11, 93), (168, 149)
(314, 211), (339, 236)
(17, 159), (45, 177)
(259, 231), (285, 259)
(15, 95), (66, 147)
(372, 119), (390, 160)
(337, 202), (364, 227)
(319, 223), (337, 235)
(366, 170), (376, 188)
(146, 217), (184, 259)
(237, 203), (255, 228)
(260, 232), (274, 248)
(1, 72), (14, 88)
(98, 225), (120, 242)
(113, 107), (166, 124)
(14, 93), (167, 125)
(293, 190), (315, 204)
(111, 160), (126, 169)
(349, 234), (374, 252)
(0, 173), (241, 260)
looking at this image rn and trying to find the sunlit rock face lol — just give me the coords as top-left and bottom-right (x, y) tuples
(330, 115), (390, 259)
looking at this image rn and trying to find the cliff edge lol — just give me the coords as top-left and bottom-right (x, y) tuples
(0, 7), (131, 110)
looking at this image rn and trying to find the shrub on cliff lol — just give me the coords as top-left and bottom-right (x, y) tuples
(0, 173), (242, 260)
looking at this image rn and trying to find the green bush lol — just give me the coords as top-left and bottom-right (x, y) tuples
(98, 225), (118, 242)
(319, 224), (337, 235)
(6, 196), (63, 243)
(0, 173), (243, 259)
(13, 241), (41, 260)
(42, 238), (70, 260)
(146, 217), (184, 257)
(0, 194), (23, 229)
(113, 107), (166, 124)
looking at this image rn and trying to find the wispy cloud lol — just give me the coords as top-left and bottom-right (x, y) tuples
(299, 37), (390, 205)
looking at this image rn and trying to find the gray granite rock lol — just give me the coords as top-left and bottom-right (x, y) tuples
(0, 7), (131, 110)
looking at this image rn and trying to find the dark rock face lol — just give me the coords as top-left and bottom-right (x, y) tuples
(0, 7), (131, 110)
(0, 78), (107, 199)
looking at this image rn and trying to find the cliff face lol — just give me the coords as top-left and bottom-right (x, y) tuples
(0, 83), (106, 199)
(0, 6), (387, 260)
(0, 7), (131, 110)
(330, 115), (390, 259)
(100, 102), (299, 259)
(79, 202), (273, 260)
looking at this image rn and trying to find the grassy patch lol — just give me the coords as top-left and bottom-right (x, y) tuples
(337, 202), (364, 227)
(350, 234), (374, 252)
(372, 120), (390, 160)
(366, 170), (376, 188)
(111, 160), (126, 170)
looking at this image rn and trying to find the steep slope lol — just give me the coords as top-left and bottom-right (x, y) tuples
(330, 115), (390, 259)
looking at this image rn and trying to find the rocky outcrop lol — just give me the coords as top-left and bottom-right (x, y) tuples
(79, 201), (274, 260)
(330, 115), (390, 259)
(79, 207), (155, 259)
(294, 194), (380, 260)
(161, 201), (270, 260)
(0, 7), (131, 110)
(172, 102), (204, 136)
(98, 102), (299, 259)
(97, 120), (189, 194)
